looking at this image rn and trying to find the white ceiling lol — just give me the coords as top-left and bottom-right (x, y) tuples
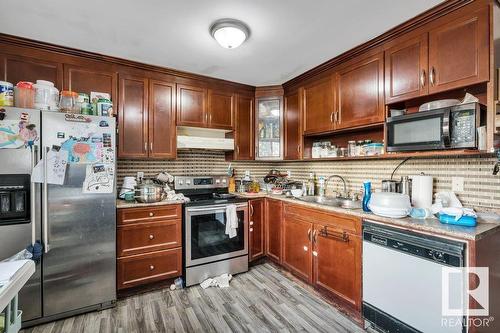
(1, 0), (443, 86)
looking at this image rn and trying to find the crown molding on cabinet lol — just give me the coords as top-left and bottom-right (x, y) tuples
(282, 0), (476, 90)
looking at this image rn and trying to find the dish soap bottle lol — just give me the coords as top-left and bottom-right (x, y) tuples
(362, 181), (371, 212)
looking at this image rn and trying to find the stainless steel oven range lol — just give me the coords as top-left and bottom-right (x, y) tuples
(174, 176), (249, 287)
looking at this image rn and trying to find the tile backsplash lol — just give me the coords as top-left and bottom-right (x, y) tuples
(118, 150), (500, 212)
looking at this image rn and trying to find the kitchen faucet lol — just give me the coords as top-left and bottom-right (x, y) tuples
(320, 175), (347, 198)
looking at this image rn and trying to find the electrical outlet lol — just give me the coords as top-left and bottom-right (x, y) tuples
(451, 177), (464, 192)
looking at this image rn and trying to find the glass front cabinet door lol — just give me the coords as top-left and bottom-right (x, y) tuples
(255, 96), (283, 160)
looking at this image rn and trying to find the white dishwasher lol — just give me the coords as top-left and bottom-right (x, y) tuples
(362, 221), (466, 333)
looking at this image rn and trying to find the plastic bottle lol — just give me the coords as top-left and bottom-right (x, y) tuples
(307, 172), (315, 196)
(362, 181), (371, 212)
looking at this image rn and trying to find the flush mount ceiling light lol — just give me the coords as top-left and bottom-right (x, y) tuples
(210, 19), (250, 49)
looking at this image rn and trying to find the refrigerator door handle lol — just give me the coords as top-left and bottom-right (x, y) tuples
(43, 146), (50, 253)
(30, 145), (38, 246)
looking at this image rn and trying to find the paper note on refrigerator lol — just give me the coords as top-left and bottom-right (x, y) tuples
(31, 149), (68, 185)
(82, 163), (114, 194)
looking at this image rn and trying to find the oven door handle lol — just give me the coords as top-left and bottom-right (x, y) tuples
(186, 203), (248, 212)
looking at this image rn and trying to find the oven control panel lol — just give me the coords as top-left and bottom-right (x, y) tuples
(174, 176), (228, 190)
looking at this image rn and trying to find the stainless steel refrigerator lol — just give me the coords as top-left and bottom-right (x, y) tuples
(0, 107), (116, 327)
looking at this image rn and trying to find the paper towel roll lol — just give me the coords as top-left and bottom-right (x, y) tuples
(410, 174), (433, 208)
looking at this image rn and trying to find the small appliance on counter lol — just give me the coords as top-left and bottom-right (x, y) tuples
(386, 101), (486, 152)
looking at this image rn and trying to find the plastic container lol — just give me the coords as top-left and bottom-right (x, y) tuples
(363, 143), (384, 156)
(347, 140), (356, 157)
(96, 98), (113, 116)
(34, 80), (59, 111)
(14, 81), (35, 108)
(77, 93), (91, 114)
(369, 192), (411, 210)
(59, 91), (79, 113)
(0, 81), (14, 106)
(438, 213), (477, 227)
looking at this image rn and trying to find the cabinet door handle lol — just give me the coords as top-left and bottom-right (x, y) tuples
(312, 250), (318, 257)
(330, 112), (334, 123)
(313, 229), (318, 243)
(237, 146), (240, 155)
(149, 212), (154, 217)
(334, 112), (338, 123)
(249, 221), (254, 226)
(307, 228), (311, 242)
(250, 204), (254, 217)
(144, 142), (147, 153)
(303, 245), (308, 252)
(420, 69), (426, 87)
(250, 227), (253, 232)
(297, 145), (300, 153)
(149, 234), (154, 240)
(149, 265), (155, 271)
(150, 142), (153, 152)
(430, 67), (436, 86)
(209, 114), (212, 123)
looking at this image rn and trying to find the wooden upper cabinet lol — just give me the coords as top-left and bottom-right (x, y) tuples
(118, 75), (148, 159)
(176, 84), (207, 127)
(249, 199), (265, 262)
(284, 90), (302, 160)
(63, 64), (117, 101)
(266, 199), (283, 263)
(428, 7), (489, 94)
(234, 94), (254, 160)
(385, 34), (428, 104)
(3, 55), (62, 88)
(335, 52), (384, 129)
(208, 89), (234, 130)
(149, 80), (176, 159)
(302, 76), (335, 135)
(313, 222), (361, 310)
(282, 209), (312, 282)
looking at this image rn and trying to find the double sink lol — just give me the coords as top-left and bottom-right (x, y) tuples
(296, 195), (362, 209)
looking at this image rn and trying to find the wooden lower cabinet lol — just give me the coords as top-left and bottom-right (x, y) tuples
(313, 223), (361, 310)
(117, 204), (182, 290)
(265, 199), (283, 263)
(282, 208), (313, 282)
(249, 199), (265, 261)
(281, 202), (361, 311)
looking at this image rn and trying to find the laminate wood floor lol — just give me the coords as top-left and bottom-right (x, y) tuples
(22, 263), (366, 333)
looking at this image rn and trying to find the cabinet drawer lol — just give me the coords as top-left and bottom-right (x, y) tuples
(117, 248), (182, 290)
(117, 205), (181, 225)
(117, 220), (181, 257)
(283, 203), (360, 234)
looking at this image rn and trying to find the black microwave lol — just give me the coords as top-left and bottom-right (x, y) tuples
(386, 102), (485, 152)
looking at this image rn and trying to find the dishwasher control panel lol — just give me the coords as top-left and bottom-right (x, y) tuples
(363, 222), (464, 267)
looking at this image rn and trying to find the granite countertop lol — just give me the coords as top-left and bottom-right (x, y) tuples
(116, 199), (184, 209)
(235, 192), (500, 241)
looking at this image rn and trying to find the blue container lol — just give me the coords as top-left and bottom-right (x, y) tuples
(362, 181), (371, 212)
(438, 213), (477, 227)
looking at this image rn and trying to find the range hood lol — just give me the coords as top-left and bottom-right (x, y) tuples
(177, 126), (234, 151)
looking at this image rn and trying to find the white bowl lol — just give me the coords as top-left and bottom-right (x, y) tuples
(291, 189), (303, 198)
(369, 192), (411, 210)
(369, 205), (410, 218)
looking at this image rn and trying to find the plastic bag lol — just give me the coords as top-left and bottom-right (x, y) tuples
(2, 249), (32, 262)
